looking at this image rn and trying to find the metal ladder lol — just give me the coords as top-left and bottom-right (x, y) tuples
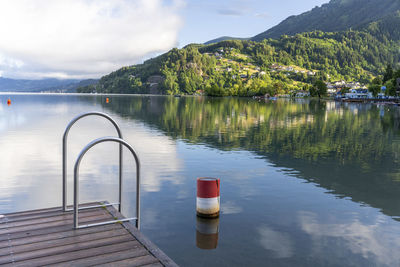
(62, 112), (140, 229)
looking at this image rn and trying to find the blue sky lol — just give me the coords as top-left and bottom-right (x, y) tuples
(178, 0), (328, 46)
(0, 0), (329, 79)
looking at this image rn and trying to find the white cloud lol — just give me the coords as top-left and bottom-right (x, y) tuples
(0, 0), (184, 79)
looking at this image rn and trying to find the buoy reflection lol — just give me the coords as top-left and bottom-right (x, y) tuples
(196, 217), (219, 250)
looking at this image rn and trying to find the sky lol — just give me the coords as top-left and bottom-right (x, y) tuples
(0, 0), (328, 80)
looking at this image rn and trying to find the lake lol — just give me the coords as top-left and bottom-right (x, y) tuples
(1, 93), (400, 266)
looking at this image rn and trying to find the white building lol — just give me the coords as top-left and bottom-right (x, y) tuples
(345, 89), (372, 99)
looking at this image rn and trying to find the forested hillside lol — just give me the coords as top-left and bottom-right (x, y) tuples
(0, 77), (97, 92)
(78, 7), (400, 97)
(252, 0), (400, 40)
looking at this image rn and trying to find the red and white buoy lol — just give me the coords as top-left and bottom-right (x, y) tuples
(196, 177), (220, 218)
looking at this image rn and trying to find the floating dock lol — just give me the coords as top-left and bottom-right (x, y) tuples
(0, 203), (177, 267)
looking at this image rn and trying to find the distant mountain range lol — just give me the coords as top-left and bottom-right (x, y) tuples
(205, 0), (400, 44)
(0, 77), (98, 92)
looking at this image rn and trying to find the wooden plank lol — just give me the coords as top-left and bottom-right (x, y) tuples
(0, 224), (120, 249)
(47, 247), (149, 267)
(0, 209), (109, 229)
(1, 210), (63, 224)
(106, 205), (178, 267)
(0, 217), (120, 243)
(0, 213), (112, 236)
(0, 234), (136, 264)
(96, 255), (160, 267)
(0, 228), (130, 256)
(1, 202), (100, 217)
(1, 206), (109, 224)
(1, 203), (177, 266)
(2, 210), (73, 224)
(1, 207), (63, 218)
(5, 241), (141, 267)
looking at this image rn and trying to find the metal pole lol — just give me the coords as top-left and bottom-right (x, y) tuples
(73, 158), (79, 229)
(62, 112), (123, 212)
(62, 134), (67, 211)
(73, 137), (140, 229)
(136, 161), (140, 229)
(119, 143), (123, 212)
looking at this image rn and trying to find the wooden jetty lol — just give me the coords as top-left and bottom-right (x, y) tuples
(0, 203), (178, 267)
(0, 112), (178, 266)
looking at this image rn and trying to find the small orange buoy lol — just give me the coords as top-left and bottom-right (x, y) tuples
(106, 97), (109, 103)
(7, 99), (11, 105)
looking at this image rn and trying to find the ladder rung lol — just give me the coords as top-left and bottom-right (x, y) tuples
(65, 202), (120, 212)
(77, 217), (137, 229)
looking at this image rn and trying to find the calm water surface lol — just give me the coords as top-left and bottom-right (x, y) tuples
(1, 94), (400, 266)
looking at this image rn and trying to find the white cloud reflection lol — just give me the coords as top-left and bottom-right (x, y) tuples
(298, 211), (400, 266)
(257, 225), (294, 258)
(221, 200), (243, 215)
(0, 106), (183, 212)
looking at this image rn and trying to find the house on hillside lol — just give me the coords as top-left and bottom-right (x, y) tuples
(296, 91), (310, 97)
(345, 89), (372, 99)
(327, 87), (337, 95)
(334, 80), (346, 87)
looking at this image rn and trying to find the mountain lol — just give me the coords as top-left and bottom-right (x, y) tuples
(78, 0), (400, 97)
(78, 18), (400, 96)
(204, 36), (249, 45)
(0, 77), (98, 92)
(252, 0), (400, 41)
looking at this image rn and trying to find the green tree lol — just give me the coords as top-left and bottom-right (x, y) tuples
(341, 86), (350, 94)
(384, 80), (396, 96)
(368, 84), (381, 97)
(372, 77), (382, 85)
(312, 80), (327, 98)
(383, 64), (393, 83)
(163, 70), (179, 95)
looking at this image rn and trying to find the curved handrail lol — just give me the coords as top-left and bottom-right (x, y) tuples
(63, 112), (123, 212)
(73, 137), (140, 229)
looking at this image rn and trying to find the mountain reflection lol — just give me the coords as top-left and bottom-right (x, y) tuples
(99, 96), (400, 217)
